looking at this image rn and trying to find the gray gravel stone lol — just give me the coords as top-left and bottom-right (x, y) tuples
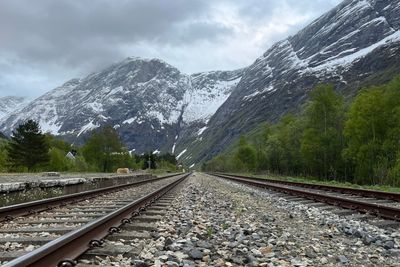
(384, 240), (395, 249)
(189, 248), (203, 260)
(338, 255), (348, 264)
(182, 259), (195, 267)
(164, 236), (173, 247)
(196, 240), (212, 249)
(132, 259), (148, 267)
(165, 261), (179, 267)
(388, 249), (400, 257)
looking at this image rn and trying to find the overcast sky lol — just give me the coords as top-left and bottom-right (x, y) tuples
(0, 0), (341, 98)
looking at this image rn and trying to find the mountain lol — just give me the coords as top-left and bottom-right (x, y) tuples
(182, 0), (400, 166)
(0, 96), (28, 120)
(2, 0), (400, 168)
(0, 57), (243, 154)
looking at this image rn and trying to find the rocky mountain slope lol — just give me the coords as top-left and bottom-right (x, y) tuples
(0, 57), (243, 154)
(2, 0), (400, 168)
(0, 96), (28, 120)
(182, 0), (400, 167)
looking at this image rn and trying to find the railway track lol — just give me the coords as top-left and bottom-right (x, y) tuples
(214, 173), (400, 201)
(0, 172), (189, 266)
(210, 173), (400, 227)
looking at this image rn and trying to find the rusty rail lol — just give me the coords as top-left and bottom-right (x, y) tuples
(210, 173), (400, 221)
(3, 173), (189, 267)
(0, 173), (183, 222)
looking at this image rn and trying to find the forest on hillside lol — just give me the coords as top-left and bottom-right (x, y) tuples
(203, 76), (400, 187)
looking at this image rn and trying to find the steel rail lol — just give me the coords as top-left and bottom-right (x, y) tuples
(3, 173), (190, 267)
(0, 173), (183, 222)
(212, 173), (400, 201)
(211, 173), (400, 221)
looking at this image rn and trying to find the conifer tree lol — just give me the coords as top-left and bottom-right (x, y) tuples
(7, 120), (50, 171)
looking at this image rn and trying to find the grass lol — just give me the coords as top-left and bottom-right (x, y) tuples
(225, 172), (400, 193)
(221, 222), (230, 230)
(206, 226), (214, 238)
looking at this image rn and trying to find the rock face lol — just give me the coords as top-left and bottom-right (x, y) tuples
(183, 0), (400, 166)
(0, 96), (28, 120)
(0, 57), (243, 154)
(2, 0), (400, 167)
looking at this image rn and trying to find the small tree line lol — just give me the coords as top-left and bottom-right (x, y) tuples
(0, 121), (178, 173)
(203, 76), (400, 186)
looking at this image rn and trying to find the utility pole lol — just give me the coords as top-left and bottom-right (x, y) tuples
(148, 153), (151, 171)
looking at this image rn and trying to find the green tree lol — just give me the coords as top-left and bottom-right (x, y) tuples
(204, 77), (400, 187)
(71, 156), (93, 172)
(45, 134), (73, 152)
(82, 126), (131, 172)
(203, 154), (236, 172)
(236, 136), (256, 171)
(265, 134), (284, 173)
(159, 153), (178, 165)
(6, 120), (50, 171)
(271, 115), (304, 175)
(48, 147), (71, 171)
(344, 76), (400, 185)
(0, 138), (8, 171)
(300, 84), (345, 179)
(253, 124), (272, 171)
(142, 153), (157, 169)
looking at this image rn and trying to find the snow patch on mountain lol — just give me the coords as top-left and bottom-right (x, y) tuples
(182, 70), (242, 123)
(40, 113), (62, 134)
(176, 149), (187, 160)
(279, 40), (308, 70)
(250, 2), (400, 82)
(0, 79), (80, 134)
(171, 143), (176, 154)
(308, 30), (400, 73)
(243, 85), (275, 101)
(147, 109), (181, 125)
(0, 96), (29, 120)
(197, 126), (208, 136)
(123, 117), (138, 124)
(77, 121), (100, 137)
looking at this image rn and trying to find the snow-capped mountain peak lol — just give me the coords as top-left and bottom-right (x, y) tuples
(0, 57), (244, 154)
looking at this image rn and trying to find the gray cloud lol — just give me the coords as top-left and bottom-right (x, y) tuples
(0, 0), (216, 66)
(0, 0), (341, 98)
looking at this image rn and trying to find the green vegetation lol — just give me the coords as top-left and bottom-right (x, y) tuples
(206, 226), (214, 238)
(82, 126), (134, 172)
(0, 138), (8, 172)
(138, 152), (180, 174)
(204, 76), (400, 187)
(0, 122), (179, 173)
(6, 120), (50, 171)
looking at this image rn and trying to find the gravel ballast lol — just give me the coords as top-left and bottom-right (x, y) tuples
(132, 172), (400, 267)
